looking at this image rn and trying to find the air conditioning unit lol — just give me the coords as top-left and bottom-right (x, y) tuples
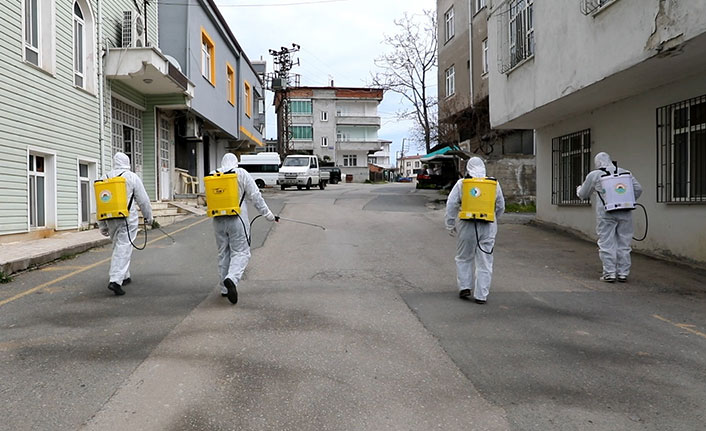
(183, 115), (203, 140)
(121, 11), (145, 48)
(271, 78), (287, 90)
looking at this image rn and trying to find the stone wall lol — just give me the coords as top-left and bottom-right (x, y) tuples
(485, 155), (536, 205)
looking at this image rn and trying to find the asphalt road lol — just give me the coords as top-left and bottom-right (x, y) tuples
(1, 183), (704, 430)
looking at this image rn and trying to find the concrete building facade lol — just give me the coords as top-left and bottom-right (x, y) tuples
(275, 87), (386, 183)
(487, 0), (706, 265)
(437, 0), (535, 204)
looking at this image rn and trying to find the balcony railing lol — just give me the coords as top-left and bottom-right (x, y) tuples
(496, 0), (534, 74)
(580, 0), (615, 15)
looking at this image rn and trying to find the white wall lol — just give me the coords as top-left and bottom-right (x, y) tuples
(488, 0), (706, 128)
(536, 73), (706, 265)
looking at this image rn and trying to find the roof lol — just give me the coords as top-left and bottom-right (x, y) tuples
(421, 145), (463, 162)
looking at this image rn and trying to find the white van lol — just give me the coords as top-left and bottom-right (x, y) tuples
(239, 152), (281, 188)
(278, 155), (328, 190)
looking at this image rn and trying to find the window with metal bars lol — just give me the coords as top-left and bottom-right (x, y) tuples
(552, 129), (591, 205)
(657, 94), (706, 203)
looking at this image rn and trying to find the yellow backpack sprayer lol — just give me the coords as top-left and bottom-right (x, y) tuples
(94, 173), (151, 249)
(458, 177), (498, 254)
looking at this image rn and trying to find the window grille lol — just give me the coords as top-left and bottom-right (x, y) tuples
(497, 0), (534, 74)
(580, 0), (615, 15)
(656, 94), (706, 203)
(552, 129), (591, 205)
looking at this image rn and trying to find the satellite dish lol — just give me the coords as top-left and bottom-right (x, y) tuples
(164, 55), (182, 72)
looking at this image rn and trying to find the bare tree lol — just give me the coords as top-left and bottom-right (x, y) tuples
(372, 10), (437, 153)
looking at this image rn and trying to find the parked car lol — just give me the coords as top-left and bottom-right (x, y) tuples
(278, 155), (328, 190)
(239, 152), (280, 188)
(321, 166), (341, 184)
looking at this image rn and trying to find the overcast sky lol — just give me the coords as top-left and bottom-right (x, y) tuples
(215, 0), (436, 158)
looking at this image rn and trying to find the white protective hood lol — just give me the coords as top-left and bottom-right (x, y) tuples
(221, 153), (239, 171)
(466, 157), (486, 178)
(113, 152), (131, 170)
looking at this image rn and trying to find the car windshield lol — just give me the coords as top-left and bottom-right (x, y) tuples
(283, 157), (309, 167)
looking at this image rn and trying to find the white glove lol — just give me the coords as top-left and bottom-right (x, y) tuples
(446, 226), (456, 237)
(265, 212), (276, 222)
(100, 227), (110, 237)
(576, 185), (582, 198)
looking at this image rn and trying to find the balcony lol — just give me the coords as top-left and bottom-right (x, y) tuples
(335, 139), (382, 152)
(291, 141), (314, 151)
(335, 115), (381, 126)
(105, 47), (194, 98)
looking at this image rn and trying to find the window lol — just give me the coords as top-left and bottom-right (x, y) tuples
(225, 63), (235, 105)
(24, 0), (40, 65)
(290, 100), (313, 115)
(482, 38), (489, 74)
(368, 157), (377, 165)
(258, 98), (265, 115)
(73, 2), (85, 87)
(28, 154), (46, 227)
(343, 154), (357, 167)
(406, 161), (411, 167)
(79, 162), (91, 224)
(445, 66), (455, 97)
(244, 81), (252, 117)
(292, 125), (313, 140)
(475, 0), (487, 14)
(581, 0), (617, 15)
(444, 7), (455, 42)
(321, 136), (328, 147)
(321, 111), (328, 121)
(201, 28), (216, 84)
(499, 0), (534, 73)
(415, 161), (421, 168)
(552, 129), (591, 205)
(111, 97), (144, 176)
(657, 94), (706, 203)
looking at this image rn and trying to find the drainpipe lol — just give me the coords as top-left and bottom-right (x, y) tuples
(468, 0), (474, 108)
(97, 0), (105, 175)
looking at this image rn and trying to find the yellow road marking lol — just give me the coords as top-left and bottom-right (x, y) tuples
(0, 217), (209, 308)
(653, 314), (706, 339)
(39, 266), (87, 271)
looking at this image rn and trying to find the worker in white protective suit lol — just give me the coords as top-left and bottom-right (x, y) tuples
(212, 153), (277, 304)
(577, 152), (642, 282)
(98, 152), (153, 296)
(445, 157), (505, 304)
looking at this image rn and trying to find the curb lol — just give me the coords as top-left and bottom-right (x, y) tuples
(0, 238), (112, 276)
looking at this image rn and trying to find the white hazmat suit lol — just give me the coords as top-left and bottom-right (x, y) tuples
(212, 153), (275, 303)
(445, 158), (505, 303)
(577, 152), (642, 281)
(97, 153), (153, 295)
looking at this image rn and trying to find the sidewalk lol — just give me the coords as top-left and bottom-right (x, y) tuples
(0, 230), (110, 276)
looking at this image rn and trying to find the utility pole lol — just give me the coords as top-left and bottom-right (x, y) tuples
(268, 44), (300, 158)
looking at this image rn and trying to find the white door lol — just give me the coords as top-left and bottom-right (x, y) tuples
(158, 118), (172, 200)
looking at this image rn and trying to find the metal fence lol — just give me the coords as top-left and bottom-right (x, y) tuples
(656, 94), (706, 203)
(552, 129), (591, 206)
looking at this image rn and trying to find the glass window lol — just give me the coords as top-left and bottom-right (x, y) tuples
(24, 0), (39, 65)
(444, 7), (454, 42)
(551, 129), (591, 205)
(321, 136), (328, 147)
(321, 111), (328, 121)
(73, 2), (85, 87)
(201, 29), (215, 84)
(292, 125), (313, 140)
(343, 154), (357, 167)
(226, 63), (235, 105)
(445, 66), (455, 97)
(482, 39), (489, 74)
(244, 81), (252, 117)
(291, 100), (313, 114)
(29, 154), (46, 227)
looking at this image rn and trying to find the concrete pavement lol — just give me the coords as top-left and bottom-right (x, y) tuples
(1, 183), (704, 430)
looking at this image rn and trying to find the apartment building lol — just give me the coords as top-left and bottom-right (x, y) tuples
(437, 0), (535, 204)
(158, 0), (265, 195)
(275, 87), (387, 182)
(0, 0), (263, 242)
(487, 0), (706, 264)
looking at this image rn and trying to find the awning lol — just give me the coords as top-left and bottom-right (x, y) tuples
(421, 145), (467, 162)
(105, 47), (194, 99)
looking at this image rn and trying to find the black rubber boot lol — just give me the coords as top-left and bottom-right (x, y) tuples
(108, 282), (125, 296)
(224, 278), (238, 304)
